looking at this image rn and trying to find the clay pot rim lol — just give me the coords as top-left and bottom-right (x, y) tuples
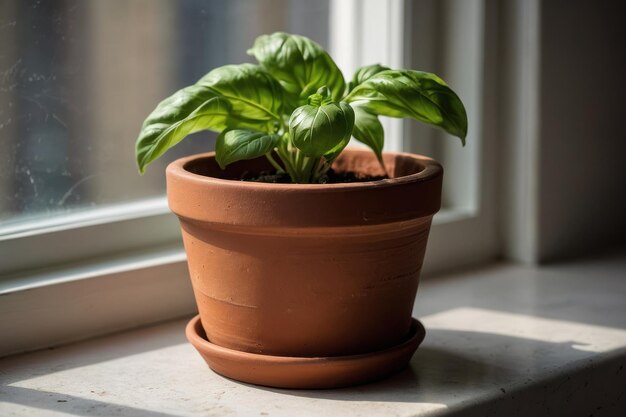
(167, 149), (442, 192)
(167, 148), (442, 227)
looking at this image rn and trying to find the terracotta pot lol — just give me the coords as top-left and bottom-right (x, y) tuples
(167, 149), (442, 359)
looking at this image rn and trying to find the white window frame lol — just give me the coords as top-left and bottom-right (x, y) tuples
(0, 199), (177, 276)
(0, 0), (504, 357)
(331, 0), (499, 274)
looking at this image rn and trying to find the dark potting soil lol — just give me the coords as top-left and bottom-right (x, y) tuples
(240, 169), (388, 184)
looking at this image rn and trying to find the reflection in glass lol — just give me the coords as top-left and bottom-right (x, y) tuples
(0, 0), (329, 228)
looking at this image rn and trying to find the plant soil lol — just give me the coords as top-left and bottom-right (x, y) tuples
(240, 169), (389, 184)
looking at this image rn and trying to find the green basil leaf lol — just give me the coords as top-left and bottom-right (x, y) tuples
(289, 88), (354, 158)
(140, 84), (218, 129)
(247, 32), (346, 108)
(198, 63), (284, 130)
(345, 69), (468, 143)
(136, 87), (231, 173)
(322, 101), (356, 161)
(348, 64), (390, 93)
(215, 129), (281, 169)
(352, 105), (384, 162)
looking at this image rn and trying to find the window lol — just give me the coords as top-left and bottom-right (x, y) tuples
(0, 0), (497, 356)
(0, 0), (331, 276)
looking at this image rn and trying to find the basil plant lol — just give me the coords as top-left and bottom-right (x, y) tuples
(136, 32), (467, 183)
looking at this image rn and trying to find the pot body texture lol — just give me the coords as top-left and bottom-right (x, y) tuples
(167, 149), (442, 357)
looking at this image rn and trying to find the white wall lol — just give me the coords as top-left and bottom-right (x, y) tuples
(537, 0), (626, 261)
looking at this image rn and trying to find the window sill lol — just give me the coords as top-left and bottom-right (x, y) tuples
(1, 250), (625, 416)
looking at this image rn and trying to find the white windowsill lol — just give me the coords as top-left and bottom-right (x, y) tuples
(1, 250), (625, 416)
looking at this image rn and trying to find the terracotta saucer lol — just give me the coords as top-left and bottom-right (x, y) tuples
(186, 315), (425, 389)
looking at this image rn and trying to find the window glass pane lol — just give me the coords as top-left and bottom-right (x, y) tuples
(0, 0), (329, 230)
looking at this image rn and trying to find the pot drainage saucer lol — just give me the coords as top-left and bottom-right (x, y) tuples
(186, 315), (425, 389)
